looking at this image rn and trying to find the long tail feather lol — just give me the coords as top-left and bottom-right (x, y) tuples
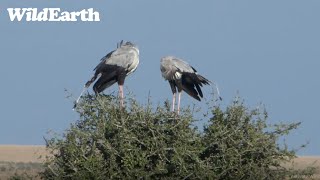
(210, 81), (222, 101)
(73, 86), (88, 110)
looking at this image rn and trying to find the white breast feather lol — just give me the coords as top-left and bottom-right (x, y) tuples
(174, 71), (182, 80)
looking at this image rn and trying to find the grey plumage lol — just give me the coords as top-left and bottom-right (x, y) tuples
(160, 56), (211, 114)
(74, 40), (139, 109)
(86, 41), (139, 92)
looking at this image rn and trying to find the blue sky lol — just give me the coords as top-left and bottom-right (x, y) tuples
(0, 1), (319, 155)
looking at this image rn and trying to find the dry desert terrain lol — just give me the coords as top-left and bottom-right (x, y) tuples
(0, 145), (48, 163)
(0, 145), (319, 179)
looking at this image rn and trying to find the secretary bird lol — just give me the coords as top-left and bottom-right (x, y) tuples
(74, 40), (139, 108)
(160, 56), (221, 114)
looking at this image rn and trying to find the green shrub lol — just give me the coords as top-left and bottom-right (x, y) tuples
(9, 172), (35, 180)
(41, 94), (316, 179)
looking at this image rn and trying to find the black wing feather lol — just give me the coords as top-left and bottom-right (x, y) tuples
(195, 84), (203, 98)
(182, 83), (201, 101)
(92, 65), (126, 94)
(93, 70), (117, 94)
(180, 72), (210, 101)
(94, 50), (116, 71)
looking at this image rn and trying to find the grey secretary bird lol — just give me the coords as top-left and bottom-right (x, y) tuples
(160, 56), (221, 114)
(74, 40), (139, 108)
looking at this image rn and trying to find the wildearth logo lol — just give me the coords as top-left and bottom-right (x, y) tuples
(7, 8), (100, 22)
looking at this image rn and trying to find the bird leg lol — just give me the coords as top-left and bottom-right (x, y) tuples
(172, 93), (176, 111)
(118, 85), (124, 108)
(169, 81), (177, 113)
(177, 92), (182, 115)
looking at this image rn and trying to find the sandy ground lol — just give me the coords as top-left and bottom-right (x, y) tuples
(0, 145), (319, 164)
(0, 145), (48, 163)
(293, 156), (320, 168)
(0, 145), (319, 179)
